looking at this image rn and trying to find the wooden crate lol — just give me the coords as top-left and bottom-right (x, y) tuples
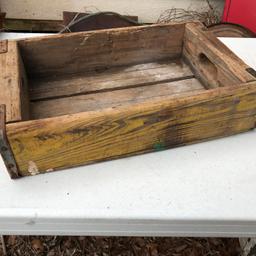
(0, 22), (256, 178)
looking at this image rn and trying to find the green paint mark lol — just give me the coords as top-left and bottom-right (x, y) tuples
(153, 141), (166, 151)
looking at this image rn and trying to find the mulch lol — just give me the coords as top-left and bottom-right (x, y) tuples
(0, 236), (241, 256)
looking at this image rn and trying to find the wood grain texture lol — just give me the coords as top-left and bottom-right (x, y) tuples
(19, 50), (30, 121)
(6, 82), (256, 176)
(0, 41), (29, 123)
(4, 18), (62, 32)
(30, 59), (194, 100)
(183, 23), (255, 88)
(31, 78), (204, 119)
(18, 23), (185, 77)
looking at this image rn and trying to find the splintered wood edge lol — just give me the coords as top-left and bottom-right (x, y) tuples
(0, 105), (20, 179)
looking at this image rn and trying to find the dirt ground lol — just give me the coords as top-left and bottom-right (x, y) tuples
(0, 236), (241, 256)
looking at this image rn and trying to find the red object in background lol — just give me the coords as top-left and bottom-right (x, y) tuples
(222, 0), (256, 33)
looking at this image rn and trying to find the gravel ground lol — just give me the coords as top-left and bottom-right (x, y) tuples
(0, 236), (241, 256)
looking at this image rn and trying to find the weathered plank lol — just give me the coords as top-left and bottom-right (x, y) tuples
(30, 78), (204, 119)
(7, 82), (256, 176)
(3, 18), (62, 32)
(183, 23), (255, 88)
(0, 40), (29, 123)
(0, 12), (5, 29)
(18, 23), (185, 77)
(30, 59), (194, 100)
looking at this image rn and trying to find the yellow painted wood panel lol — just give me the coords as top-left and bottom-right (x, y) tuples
(6, 82), (256, 177)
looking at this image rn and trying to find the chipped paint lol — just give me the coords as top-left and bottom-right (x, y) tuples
(28, 161), (40, 176)
(46, 168), (54, 173)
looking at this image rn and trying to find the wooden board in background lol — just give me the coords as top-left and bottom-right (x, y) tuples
(3, 18), (62, 32)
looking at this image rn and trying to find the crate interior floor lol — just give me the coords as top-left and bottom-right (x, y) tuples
(29, 59), (206, 120)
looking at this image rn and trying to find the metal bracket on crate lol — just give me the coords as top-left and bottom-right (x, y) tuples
(0, 105), (20, 179)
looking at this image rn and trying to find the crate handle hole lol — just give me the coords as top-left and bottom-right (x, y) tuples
(198, 53), (218, 83)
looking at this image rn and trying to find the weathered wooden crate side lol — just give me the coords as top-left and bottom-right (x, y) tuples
(183, 23), (255, 88)
(0, 40), (29, 123)
(17, 23), (186, 78)
(6, 82), (256, 177)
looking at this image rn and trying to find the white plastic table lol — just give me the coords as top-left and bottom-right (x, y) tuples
(0, 33), (256, 236)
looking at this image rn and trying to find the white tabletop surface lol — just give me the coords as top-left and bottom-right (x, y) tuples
(0, 34), (256, 236)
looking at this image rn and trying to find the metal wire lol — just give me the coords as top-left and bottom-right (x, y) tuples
(59, 11), (142, 33)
